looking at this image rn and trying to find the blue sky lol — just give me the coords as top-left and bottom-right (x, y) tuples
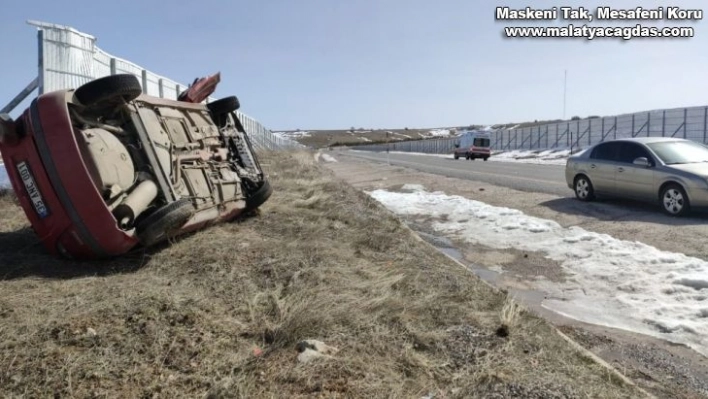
(0, 0), (706, 130)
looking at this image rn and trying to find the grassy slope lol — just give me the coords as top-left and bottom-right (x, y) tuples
(0, 151), (643, 398)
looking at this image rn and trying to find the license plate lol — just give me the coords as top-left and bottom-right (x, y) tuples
(16, 161), (50, 219)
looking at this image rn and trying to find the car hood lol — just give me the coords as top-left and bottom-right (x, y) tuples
(666, 163), (708, 177)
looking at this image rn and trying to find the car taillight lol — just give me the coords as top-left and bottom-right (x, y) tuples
(0, 113), (19, 146)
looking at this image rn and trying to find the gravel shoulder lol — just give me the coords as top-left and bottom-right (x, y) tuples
(325, 151), (708, 399)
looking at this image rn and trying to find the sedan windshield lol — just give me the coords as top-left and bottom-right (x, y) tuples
(646, 141), (708, 165)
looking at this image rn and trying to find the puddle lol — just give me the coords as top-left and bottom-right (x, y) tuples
(415, 228), (560, 321)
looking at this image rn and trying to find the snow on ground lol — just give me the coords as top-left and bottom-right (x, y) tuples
(489, 149), (573, 165)
(367, 185), (708, 357)
(428, 129), (451, 137)
(0, 163), (8, 188)
(273, 131), (311, 139)
(321, 154), (338, 163)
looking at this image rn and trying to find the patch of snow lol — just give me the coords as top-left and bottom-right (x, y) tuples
(274, 131), (311, 139)
(366, 186), (708, 357)
(490, 149), (572, 165)
(393, 132), (412, 139)
(428, 129), (451, 137)
(321, 154), (338, 163)
(359, 137), (372, 142)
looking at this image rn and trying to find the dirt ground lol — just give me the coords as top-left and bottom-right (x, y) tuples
(0, 150), (652, 398)
(324, 152), (708, 399)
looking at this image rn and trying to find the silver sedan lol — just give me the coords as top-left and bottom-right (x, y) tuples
(565, 138), (708, 216)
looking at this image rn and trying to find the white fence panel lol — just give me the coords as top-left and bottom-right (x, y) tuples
(30, 20), (303, 151)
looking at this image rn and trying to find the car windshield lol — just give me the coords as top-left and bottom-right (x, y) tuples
(647, 141), (708, 165)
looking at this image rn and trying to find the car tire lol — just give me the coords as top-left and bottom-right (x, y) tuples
(454, 153), (459, 160)
(245, 180), (273, 212)
(465, 153), (470, 160)
(483, 157), (489, 161)
(135, 198), (195, 247)
(660, 183), (690, 217)
(74, 74), (143, 108)
(207, 96), (240, 115)
(574, 175), (595, 202)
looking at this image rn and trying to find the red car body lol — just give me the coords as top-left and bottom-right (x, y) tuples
(0, 74), (271, 260)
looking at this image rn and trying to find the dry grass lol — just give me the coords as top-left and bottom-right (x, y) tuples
(280, 129), (455, 148)
(0, 150), (645, 398)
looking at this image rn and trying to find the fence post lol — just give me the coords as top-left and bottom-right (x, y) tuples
(647, 112), (650, 137)
(546, 125), (549, 148)
(631, 114), (635, 136)
(567, 123), (570, 146)
(601, 117), (605, 142)
(110, 58), (117, 75)
(684, 108), (688, 139)
(662, 110), (666, 137)
(556, 124), (559, 146)
(704, 107), (707, 144)
(614, 117), (618, 139)
(141, 70), (148, 94)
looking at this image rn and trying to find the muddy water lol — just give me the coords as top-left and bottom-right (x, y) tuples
(415, 230), (556, 320)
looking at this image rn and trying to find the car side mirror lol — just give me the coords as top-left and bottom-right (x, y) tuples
(633, 157), (651, 167)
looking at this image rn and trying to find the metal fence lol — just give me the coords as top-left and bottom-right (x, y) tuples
(353, 106), (708, 155)
(30, 20), (303, 152)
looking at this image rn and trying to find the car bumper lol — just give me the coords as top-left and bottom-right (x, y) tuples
(686, 186), (708, 208)
(0, 92), (138, 259)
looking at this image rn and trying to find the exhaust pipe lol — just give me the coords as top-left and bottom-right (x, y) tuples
(112, 179), (159, 229)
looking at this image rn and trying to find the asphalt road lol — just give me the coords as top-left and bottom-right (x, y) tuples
(337, 150), (571, 197)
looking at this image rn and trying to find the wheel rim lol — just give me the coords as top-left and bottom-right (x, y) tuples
(575, 179), (589, 199)
(663, 188), (685, 214)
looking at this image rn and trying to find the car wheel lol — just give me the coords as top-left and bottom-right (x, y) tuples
(207, 96), (240, 115)
(483, 157), (489, 161)
(74, 74), (143, 108)
(465, 153), (470, 160)
(574, 175), (595, 201)
(454, 153), (459, 160)
(660, 184), (690, 216)
(135, 199), (195, 247)
(245, 180), (273, 212)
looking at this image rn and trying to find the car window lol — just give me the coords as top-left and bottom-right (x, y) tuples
(589, 142), (620, 161)
(617, 142), (652, 164)
(473, 138), (490, 147)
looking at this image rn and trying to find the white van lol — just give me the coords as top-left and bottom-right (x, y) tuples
(453, 130), (492, 161)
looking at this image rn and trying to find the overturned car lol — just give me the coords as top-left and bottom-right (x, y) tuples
(0, 74), (272, 259)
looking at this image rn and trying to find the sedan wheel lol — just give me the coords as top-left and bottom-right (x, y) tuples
(574, 175), (595, 201)
(660, 184), (689, 216)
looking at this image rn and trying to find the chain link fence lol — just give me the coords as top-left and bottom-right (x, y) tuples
(353, 106), (708, 155)
(30, 20), (304, 152)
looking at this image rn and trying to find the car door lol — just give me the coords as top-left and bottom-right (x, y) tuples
(614, 142), (656, 200)
(586, 142), (622, 194)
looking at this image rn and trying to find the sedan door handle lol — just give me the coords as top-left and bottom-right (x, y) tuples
(590, 164), (596, 169)
(617, 167), (624, 172)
